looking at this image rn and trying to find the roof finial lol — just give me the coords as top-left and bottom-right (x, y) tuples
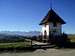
(50, 0), (53, 9)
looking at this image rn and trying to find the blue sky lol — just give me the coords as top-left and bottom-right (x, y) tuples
(0, 0), (75, 34)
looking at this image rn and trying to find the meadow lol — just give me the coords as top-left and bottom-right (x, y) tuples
(0, 42), (31, 49)
(0, 38), (33, 52)
(0, 34), (74, 51)
(68, 34), (75, 42)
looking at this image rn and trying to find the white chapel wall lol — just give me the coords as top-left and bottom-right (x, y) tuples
(42, 24), (49, 36)
(42, 23), (62, 36)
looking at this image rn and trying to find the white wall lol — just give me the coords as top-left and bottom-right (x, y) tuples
(42, 23), (62, 36)
(42, 24), (49, 36)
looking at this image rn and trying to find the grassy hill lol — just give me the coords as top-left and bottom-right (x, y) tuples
(68, 34), (75, 42)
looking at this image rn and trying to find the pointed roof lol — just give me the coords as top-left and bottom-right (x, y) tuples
(39, 9), (66, 25)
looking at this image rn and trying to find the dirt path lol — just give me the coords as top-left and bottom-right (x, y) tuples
(0, 49), (75, 56)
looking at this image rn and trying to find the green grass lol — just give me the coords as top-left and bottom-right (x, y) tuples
(68, 35), (75, 42)
(0, 41), (31, 49)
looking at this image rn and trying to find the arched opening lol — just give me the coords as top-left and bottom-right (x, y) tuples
(44, 30), (47, 43)
(44, 30), (47, 39)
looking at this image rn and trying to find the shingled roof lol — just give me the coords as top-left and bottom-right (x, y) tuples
(39, 9), (66, 25)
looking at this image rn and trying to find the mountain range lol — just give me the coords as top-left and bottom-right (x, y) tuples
(0, 31), (41, 37)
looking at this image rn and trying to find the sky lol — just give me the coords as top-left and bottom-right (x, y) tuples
(0, 0), (75, 34)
